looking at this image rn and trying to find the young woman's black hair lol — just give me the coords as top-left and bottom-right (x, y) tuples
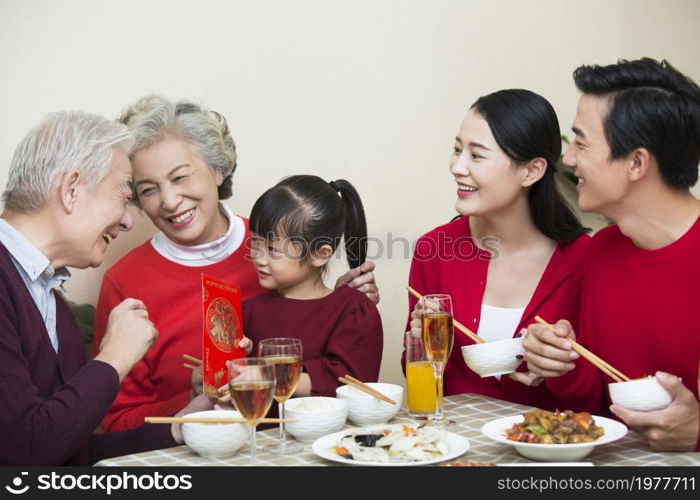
(249, 175), (367, 269)
(471, 89), (589, 242)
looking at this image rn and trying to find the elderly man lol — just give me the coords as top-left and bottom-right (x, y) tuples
(516, 58), (700, 451)
(0, 111), (200, 465)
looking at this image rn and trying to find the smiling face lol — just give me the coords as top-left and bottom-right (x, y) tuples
(562, 94), (631, 216)
(450, 110), (529, 217)
(249, 234), (319, 294)
(131, 137), (228, 246)
(73, 146), (134, 268)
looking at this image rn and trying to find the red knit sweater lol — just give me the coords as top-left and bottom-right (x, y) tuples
(547, 217), (700, 450)
(244, 286), (383, 396)
(94, 219), (264, 432)
(406, 216), (591, 410)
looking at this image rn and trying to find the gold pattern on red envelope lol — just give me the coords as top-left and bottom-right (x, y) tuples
(202, 275), (245, 398)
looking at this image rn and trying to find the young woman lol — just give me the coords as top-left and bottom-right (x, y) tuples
(93, 95), (379, 432)
(244, 175), (383, 396)
(406, 89), (590, 410)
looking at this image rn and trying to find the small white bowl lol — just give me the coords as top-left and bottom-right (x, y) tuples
(181, 410), (249, 458)
(461, 337), (524, 377)
(284, 397), (348, 442)
(608, 376), (672, 412)
(335, 383), (403, 425)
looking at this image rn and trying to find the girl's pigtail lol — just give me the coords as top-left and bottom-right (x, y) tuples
(331, 179), (367, 270)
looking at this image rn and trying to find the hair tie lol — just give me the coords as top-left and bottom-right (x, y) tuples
(329, 180), (340, 192)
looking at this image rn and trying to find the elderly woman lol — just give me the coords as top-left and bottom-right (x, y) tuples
(94, 95), (379, 432)
(0, 110), (201, 465)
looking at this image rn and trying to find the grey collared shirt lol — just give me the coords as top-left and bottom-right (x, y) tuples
(0, 218), (71, 353)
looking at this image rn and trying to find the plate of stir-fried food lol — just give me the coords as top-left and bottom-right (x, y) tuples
(481, 409), (627, 462)
(312, 424), (470, 466)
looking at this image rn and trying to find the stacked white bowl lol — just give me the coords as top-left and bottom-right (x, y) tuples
(284, 397), (348, 442)
(335, 383), (403, 425)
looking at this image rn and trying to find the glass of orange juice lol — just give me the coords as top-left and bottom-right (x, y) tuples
(405, 331), (436, 421)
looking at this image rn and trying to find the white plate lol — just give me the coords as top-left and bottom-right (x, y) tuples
(312, 429), (470, 466)
(481, 414), (627, 462)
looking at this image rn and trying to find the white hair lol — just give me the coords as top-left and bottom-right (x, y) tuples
(2, 111), (134, 212)
(119, 95), (237, 202)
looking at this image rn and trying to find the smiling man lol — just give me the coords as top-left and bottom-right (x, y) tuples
(517, 58), (700, 451)
(0, 111), (201, 465)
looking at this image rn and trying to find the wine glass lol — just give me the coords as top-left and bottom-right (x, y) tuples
(420, 294), (454, 427)
(258, 337), (303, 454)
(228, 357), (276, 464)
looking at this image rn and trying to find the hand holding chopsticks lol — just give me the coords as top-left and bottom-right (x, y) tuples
(338, 374), (397, 404)
(406, 286), (484, 344)
(533, 316), (630, 383)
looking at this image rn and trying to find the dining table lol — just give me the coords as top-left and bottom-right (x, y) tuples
(95, 393), (700, 467)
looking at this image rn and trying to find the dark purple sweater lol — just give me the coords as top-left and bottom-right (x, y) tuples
(0, 243), (176, 465)
(244, 285), (383, 396)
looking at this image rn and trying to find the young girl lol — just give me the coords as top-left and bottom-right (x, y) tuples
(244, 175), (383, 396)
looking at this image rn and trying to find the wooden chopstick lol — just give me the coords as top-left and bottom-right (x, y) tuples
(183, 354), (202, 365)
(338, 375), (397, 405)
(183, 363), (198, 370)
(534, 316), (630, 383)
(145, 416), (295, 425)
(406, 286), (484, 344)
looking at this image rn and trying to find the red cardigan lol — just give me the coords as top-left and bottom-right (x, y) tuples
(94, 218), (265, 432)
(0, 243), (175, 465)
(406, 216), (590, 410)
(547, 218), (700, 450)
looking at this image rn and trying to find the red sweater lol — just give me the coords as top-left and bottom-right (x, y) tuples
(94, 219), (265, 432)
(547, 217), (700, 449)
(244, 286), (383, 396)
(406, 216), (591, 410)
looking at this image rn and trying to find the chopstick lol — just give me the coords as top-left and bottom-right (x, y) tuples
(534, 316), (630, 383)
(338, 375), (397, 405)
(145, 417), (295, 425)
(183, 354), (202, 365)
(183, 363), (198, 370)
(406, 286), (485, 344)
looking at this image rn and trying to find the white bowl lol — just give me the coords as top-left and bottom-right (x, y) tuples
(181, 410), (249, 458)
(608, 376), (672, 412)
(482, 414), (628, 462)
(461, 337), (524, 377)
(335, 383), (403, 425)
(284, 397), (348, 443)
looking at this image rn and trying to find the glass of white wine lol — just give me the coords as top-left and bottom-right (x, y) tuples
(228, 357), (276, 464)
(420, 294), (454, 427)
(258, 337), (303, 454)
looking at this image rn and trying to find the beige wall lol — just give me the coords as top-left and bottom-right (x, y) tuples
(618, 0), (700, 198)
(0, 0), (698, 385)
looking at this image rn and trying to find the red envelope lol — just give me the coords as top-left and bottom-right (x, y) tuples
(201, 275), (245, 398)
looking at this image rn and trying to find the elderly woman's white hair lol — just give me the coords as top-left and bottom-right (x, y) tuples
(118, 95), (237, 203)
(2, 111), (134, 212)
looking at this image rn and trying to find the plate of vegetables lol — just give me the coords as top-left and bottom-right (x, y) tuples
(312, 424), (470, 466)
(481, 410), (627, 462)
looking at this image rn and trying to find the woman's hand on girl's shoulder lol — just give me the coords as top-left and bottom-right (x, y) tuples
(335, 261), (380, 305)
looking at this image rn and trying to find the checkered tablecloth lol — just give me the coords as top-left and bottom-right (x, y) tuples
(95, 394), (700, 467)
